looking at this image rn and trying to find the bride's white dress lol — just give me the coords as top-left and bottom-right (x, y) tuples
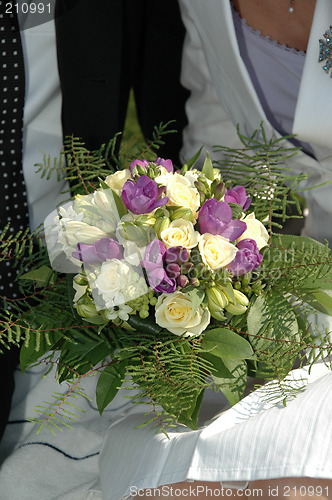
(1, 1), (332, 499)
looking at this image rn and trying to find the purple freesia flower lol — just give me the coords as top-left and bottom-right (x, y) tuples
(121, 175), (168, 214)
(73, 237), (123, 263)
(224, 186), (251, 211)
(155, 157), (174, 173)
(146, 267), (176, 293)
(129, 159), (149, 174)
(198, 198), (246, 241)
(227, 238), (263, 276)
(142, 240), (166, 270)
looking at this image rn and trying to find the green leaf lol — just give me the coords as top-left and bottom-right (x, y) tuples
(58, 337), (109, 380)
(247, 292), (300, 379)
(202, 352), (247, 405)
(82, 315), (109, 325)
(202, 352), (234, 379)
(19, 265), (56, 287)
(187, 289), (205, 318)
(217, 360), (247, 406)
(177, 388), (205, 430)
(264, 234), (332, 291)
(228, 202), (243, 220)
(303, 289), (332, 316)
(20, 330), (63, 373)
(127, 315), (162, 335)
(110, 188), (127, 219)
(201, 328), (255, 371)
(201, 151), (214, 181)
(96, 360), (127, 414)
(181, 147), (203, 172)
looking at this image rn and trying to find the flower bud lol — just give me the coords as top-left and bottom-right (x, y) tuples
(75, 301), (98, 319)
(190, 277), (200, 287)
(136, 215), (157, 226)
(225, 289), (249, 315)
(154, 207), (169, 218)
(177, 274), (189, 288)
(73, 274), (88, 286)
(165, 246), (188, 264)
(233, 289), (249, 307)
(211, 309), (227, 322)
(170, 208), (194, 223)
(189, 262), (205, 279)
(139, 309), (150, 319)
(202, 268), (213, 281)
(166, 263), (181, 279)
(225, 302), (247, 315)
(195, 180), (209, 195)
(213, 182), (226, 201)
(180, 261), (194, 274)
(154, 216), (170, 239)
(241, 272), (251, 286)
(206, 285), (229, 311)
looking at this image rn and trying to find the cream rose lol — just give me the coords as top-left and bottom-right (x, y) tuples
(160, 219), (200, 249)
(162, 173), (200, 215)
(155, 291), (210, 337)
(238, 213), (269, 250)
(105, 169), (131, 196)
(199, 233), (238, 271)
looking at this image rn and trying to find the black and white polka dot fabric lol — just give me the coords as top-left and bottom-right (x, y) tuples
(0, 2), (28, 298)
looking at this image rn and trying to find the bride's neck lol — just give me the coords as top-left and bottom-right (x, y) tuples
(231, 0), (317, 52)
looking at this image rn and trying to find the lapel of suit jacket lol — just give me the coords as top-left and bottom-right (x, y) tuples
(183, 0), (272, 138)
(293, 0), (332, 151)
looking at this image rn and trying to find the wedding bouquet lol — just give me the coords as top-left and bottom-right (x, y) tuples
(2, 127), (332, 432)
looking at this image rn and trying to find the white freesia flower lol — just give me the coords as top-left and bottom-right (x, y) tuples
(122, 240), (146, 267)
(73, 194), (100, 226)
(105, 169), (131, 196)
(63, 220), (108, 246)
(199, 233), (238, 270)
(238, 213), (269, 250)
(184, 169), (200, 187)
(94, 258), (147, 309)
(184, 169), (214, 188)
(53, 205), (108, 262)
(106, 304), (133, 321)
(72, 277), (88, 303)
(161, 218), (200, 249)
(154, 170), (173, 188)
(155, 291), (210, 337)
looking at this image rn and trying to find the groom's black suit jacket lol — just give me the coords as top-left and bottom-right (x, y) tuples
(0, 0), (188, 443)
(55, 0), (189, 161)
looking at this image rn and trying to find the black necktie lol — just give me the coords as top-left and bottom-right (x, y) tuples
(0, 1), (29, 299)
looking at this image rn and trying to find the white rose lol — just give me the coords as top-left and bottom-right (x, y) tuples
(199, 233), (238, 271)
(155, 291), (210, 337)
(238, 213), (269, 250)
(105, 169), (131, 196)
(161, 219), (200, 249)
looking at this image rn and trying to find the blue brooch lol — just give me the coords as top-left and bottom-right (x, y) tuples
(319, 26), (332, 77)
